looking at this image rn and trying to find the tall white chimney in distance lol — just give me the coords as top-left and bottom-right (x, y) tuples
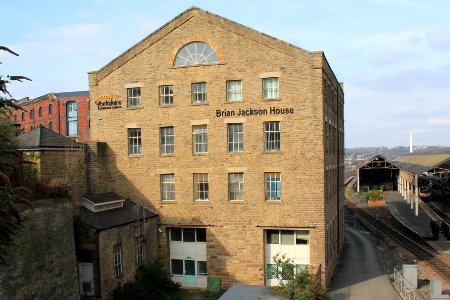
(410, 130), (413, 153)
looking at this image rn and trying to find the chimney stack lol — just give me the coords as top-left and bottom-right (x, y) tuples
(410, 130), (413, 153)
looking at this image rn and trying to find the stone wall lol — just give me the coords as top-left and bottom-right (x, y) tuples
(0, 197), (79, 300)
(97, 217), (159, 299)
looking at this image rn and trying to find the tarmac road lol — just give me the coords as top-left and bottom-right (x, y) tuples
(327, 225), (400, 300)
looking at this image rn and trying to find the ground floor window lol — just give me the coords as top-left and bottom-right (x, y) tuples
(171, 259), (207, 276)
(113, 244), (123, 276)
(170, 228), (206, 243)
(266, 230), (309, 245)
(265, 264), (308, 279)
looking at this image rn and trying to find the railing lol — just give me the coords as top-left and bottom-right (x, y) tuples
(391, 268), (428, 300)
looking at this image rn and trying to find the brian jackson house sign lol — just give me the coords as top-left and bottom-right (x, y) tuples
(216, 107), (294, 117)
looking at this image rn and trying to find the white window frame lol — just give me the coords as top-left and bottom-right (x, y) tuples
(169, 228), (206, 243)
(228, 123), (243, 152)
(128, 128), (142, 155)
(194, 173), (209, 201)
(192, 83), (207, 104)
(192, 125), (208, 153)
(229, 173), (244, 201)
(264, 121), (280, 151)
(161, 174), (175, 201)
(226, 80), (242, 102)
(160, 85), (174, 106)
(127, 87), (141, 107)
(113, 244), (123, 276)
(174, 42), (218, 66)
(265, 172), (281, 201)
(160, 126), (174, 154)
(136, 242), (145, 265)
(265, 230), (310, 245)
(263, 77), (279, 99)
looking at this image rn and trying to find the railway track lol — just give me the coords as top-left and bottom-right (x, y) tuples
(351, 206), (450, 280)
(344, 177), (450, 280)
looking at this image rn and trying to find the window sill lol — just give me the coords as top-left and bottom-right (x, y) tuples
(262, 98), (282, 101)
(172, 61), (226, 69)
(228, 151), (244, 154)
(126, 106), (144, 110)
(128, 154), (142, 158)
(194, 200), (209, 203)
(191, 102), (209, 106)
(160, 104), (175, 108)
(161, 200), (177, 203)
(229, 200), (245, 203)
(225, 100), (244, 103)
(160, 154), (175, 157)
(262, 151), (283, 154)
(265, 200), (282, 203)
(193, 153), (209, 156)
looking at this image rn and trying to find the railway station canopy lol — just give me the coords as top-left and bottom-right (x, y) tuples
(392, 153), (450, 176)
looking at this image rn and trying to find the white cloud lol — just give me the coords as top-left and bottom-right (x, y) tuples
(425, 29), (450, 50)
(426, 118), (450, 126)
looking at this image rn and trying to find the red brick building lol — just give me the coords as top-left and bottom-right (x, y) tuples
(11, 91), (90, 142)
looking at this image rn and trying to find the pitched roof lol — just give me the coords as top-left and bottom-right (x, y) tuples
(392, 153), (450, 174)
(357, 155), (398, 169)
(17, 125), (82, 150)
(90, 6), (332, 84)
(80, 199), (158, 231)
(53, 91), (88, 98)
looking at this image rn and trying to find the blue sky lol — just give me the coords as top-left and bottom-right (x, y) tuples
(2, 0), (450, 147)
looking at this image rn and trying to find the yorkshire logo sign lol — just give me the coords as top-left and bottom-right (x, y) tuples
(95, 94), (122, 110)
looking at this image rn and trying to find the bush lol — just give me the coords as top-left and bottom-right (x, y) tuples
(365, 190), (384, 201)
(267, 254), (325, 300)
(113, 259), (180, 300)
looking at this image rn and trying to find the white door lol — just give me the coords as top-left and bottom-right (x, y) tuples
(79, 263), (94, 296)
(265, 230), (310, 286)
(169, 228), (207, 288)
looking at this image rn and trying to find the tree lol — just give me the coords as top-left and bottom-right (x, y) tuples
(267, 254), (325, 300)
(0, 45), (33, 263)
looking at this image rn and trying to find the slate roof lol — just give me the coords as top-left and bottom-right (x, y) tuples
(53, 91), (88, 98)
(17, 125), (82, 150)
(82, 192), (125, 204)
(392, 153), (450, 175)
(80, 198), (158, 231)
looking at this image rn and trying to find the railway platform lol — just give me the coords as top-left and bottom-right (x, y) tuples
(384, 191), (450, 254)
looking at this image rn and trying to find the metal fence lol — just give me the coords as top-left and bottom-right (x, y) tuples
(392, 268), (429, 300)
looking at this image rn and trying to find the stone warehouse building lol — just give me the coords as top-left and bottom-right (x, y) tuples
(10, 91), (90, 142)
(88, 7), (344, 288)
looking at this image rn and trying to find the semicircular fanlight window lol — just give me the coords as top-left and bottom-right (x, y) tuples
(174, 42), (218, 66)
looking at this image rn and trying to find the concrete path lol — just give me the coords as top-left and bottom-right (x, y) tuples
(327, 225), (400, 300)
(219, 284), (283, 300)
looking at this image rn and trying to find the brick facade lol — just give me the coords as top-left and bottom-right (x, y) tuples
(11, 91), (90, 142)
(87, 7), (344, 287)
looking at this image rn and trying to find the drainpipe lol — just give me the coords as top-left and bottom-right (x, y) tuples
(57, 95), (61, 135)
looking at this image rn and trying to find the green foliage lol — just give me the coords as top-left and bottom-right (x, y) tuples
(267, 254), (325, 300)
(0, 45), (33, 263)
(365, 190), (384, 201)
(112, 259), (180, 300)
